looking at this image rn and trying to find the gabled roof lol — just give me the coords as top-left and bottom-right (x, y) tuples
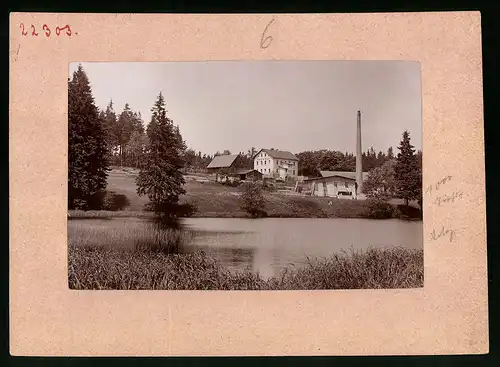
(254, 149), (299, 161)
(207, 154), (239, 169)
(320, 171), (369, 181)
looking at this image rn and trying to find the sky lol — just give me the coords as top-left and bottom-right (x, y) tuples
(69, 61), (422, 155)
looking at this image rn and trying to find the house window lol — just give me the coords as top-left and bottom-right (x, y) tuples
(345, 182), (348, 188)
(276, 169), (278, 173)
(334, 182), (338, 187)
(293, 170), (295, 175)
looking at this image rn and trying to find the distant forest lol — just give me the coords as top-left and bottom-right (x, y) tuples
(97, 100), (421, 179)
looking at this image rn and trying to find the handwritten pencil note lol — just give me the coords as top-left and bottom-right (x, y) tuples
(425, 175), (461, 243)
(430, 225), (455, 242)
(260, 19), (275, 49)
(424, 175), (452, 196)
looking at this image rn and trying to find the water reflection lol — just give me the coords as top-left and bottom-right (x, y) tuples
(185, 244), (255, 273)
(70, 216), (423, 279)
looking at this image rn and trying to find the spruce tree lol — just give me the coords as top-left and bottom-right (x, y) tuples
(136, 92), (186, 218)
(132, 111), (145, 134)
(68, 64), (109, 209)
(103, 100), (118, 164)
(126, 130), (147, 168)
(115, 103), (135, 166)
(394, 130), (421, 206)
(387, 146), (394, 159)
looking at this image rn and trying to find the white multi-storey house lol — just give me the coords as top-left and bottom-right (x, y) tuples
(253, 148), (299, 180)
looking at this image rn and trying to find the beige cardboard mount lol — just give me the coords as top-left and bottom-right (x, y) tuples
(9, 12), (487, 356)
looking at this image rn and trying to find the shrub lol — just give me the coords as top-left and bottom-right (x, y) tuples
(143, 201), (198, 220)
(240, 182), (267, 218)
(175, 202), (198, 217)
(262, 181), (276, 192)
(223, 180), (240, 187)
(86, 190), (131, 211)
(363, 198), (394, 219)
(393, 204), (422, 220)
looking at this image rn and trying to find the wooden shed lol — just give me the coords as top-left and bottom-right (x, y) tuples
(236, 169), (263, 182)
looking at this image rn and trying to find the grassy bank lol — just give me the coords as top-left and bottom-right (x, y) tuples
(76, 168), (421, 220)
(69, 245), (423, 290)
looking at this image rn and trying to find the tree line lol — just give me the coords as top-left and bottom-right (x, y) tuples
(296, 146), (422, 178)
(68, 64), (187, 215)
(68, 63), (422, 214)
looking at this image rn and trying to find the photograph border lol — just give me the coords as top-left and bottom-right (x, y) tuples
(9, 11), (487, 356)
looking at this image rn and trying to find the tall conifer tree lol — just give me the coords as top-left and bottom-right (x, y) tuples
(394, 130), (421, 206)
(68, 64), (109, 209)
(136, 92), (186, 217)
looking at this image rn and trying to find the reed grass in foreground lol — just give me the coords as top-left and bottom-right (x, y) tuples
(68, 246), (423, 290)
(68, 219), (193, 253)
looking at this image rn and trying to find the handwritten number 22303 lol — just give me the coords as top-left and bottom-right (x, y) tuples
(20, 23), (72, 37)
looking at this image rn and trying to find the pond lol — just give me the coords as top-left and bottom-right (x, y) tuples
(69, 217), (423, 279)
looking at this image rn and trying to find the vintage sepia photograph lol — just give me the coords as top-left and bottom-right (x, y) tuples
(67, 61), (423, 290)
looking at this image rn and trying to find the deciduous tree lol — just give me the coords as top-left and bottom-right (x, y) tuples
(362, 159), (396, 200)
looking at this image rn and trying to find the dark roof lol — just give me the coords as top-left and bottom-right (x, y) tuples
(255, 149), (299, 161)
(319, 170), (369, 181)
(305, 175), (356, 182)
(236, 169), (262, 175)
(207, 154), (239, 169)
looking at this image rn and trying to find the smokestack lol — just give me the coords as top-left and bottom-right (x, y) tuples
(356, 110), (363, 192)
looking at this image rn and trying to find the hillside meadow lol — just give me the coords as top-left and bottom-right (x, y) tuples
(68, 167), (422, 221)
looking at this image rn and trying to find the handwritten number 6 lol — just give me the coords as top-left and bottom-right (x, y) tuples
(31, 24), (38, 36)
(260, 19), (275, 49)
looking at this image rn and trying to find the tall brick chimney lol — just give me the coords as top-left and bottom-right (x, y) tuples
(356, 110), (363, 194)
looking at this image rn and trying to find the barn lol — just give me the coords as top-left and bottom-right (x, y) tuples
(206, 154), (249, 182)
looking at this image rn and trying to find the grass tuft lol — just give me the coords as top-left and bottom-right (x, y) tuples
(68, 220), (193, 254)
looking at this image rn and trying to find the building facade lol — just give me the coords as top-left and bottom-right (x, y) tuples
(253, 149), (299, 180)
(307, 175), (357, 199)
(306, 171), (369, 199)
